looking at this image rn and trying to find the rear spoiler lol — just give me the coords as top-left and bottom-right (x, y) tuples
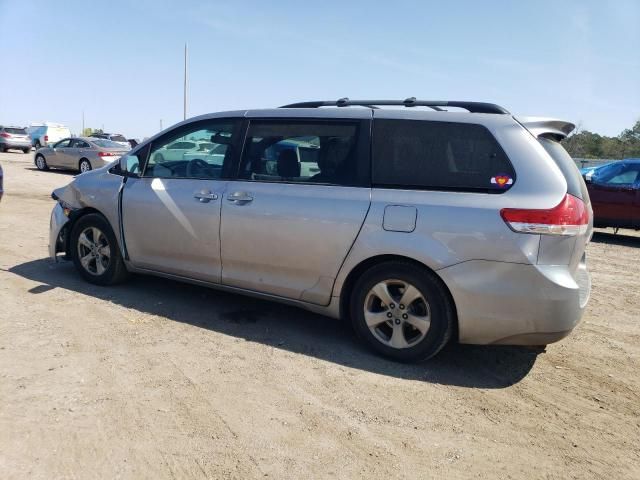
(515, 116), (576, 140)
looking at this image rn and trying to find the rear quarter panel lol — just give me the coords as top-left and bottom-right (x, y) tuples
(332, 113), (569, 297)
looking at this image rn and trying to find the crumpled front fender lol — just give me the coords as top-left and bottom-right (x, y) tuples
(49, 203), (69, 261)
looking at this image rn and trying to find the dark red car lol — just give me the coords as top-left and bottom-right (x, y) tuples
(585, 159), (640, 230)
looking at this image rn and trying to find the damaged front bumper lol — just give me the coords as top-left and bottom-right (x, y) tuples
(49, 203), (69, 261)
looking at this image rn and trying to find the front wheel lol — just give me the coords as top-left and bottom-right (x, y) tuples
(350, 261), (454, 362)
(35, 154), (48, 170)
(70, 213), (129, 285)
(79, 159), (92, 173)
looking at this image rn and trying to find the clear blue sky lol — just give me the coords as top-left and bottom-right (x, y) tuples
(1, 0), (638, 138)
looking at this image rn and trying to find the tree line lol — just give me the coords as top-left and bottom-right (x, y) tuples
(563, 120), (640, 159)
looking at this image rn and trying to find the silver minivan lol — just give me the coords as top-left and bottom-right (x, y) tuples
(49, 99), (592, 362)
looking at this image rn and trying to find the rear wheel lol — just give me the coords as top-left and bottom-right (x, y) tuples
(350, 261), (454, 362)
(70, 213), (128, 285)
(34, 141), (42, 149)
(79, 159), (92, 173)
(23, 148), (30, 154)
(35, 154), (48, 170)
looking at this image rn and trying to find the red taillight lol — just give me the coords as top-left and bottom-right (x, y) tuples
(98, 151), (117, 157)
(500, 194), (589, 236)
(44, 135), (49, 142)
(0, 133), (10, 138)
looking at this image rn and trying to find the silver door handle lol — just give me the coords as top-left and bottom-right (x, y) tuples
(193, 191), (218, 203)
(227, 192), (253, 204)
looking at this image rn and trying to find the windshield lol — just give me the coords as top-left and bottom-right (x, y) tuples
(92, 139), (126, 149)
(5, 128), (27, 134)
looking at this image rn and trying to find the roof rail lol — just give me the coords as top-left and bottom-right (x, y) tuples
(280, 97), (509, 114)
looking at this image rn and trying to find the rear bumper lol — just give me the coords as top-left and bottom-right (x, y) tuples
(1, 140), (31, 149)
(49, 203), (69, 261)
(438, 258), (590, 345)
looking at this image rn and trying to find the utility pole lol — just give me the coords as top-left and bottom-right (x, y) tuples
(183, 42), (188, 120)
(82, 110), (85, 135)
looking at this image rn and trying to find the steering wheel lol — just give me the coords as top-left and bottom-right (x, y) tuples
(186, 158), (211, 178)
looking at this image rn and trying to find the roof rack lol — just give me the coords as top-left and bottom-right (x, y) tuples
(280, 97), (509, 114)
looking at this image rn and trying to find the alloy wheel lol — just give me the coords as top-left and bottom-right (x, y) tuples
(77, 227), (111, 276)
(364, 279), (431, 349)
(80, 160), (91, 173)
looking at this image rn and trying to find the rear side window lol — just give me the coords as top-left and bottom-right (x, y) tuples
(372, 119), (515, 192)
(5, 128), (27, 134)
(539, 137), (588, 200)
(238, 121), (366, 187)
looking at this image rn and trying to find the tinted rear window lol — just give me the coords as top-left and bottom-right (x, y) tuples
(91, 139), (126, 149)
(372, 119), (515, 192)
(5, 128), (27, 134)
(539, 137), (588, 201)
(111, 135), (127, 142)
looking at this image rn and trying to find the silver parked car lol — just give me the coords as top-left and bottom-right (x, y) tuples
(35, 137), (129, 173)
(48, 99), (592, 362)
(0, 126), (32, 153)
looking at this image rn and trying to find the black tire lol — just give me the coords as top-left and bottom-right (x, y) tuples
(0, 145), (5, 153)
(23, 148), (30, 154)
(350, 261), (454, 362)
(70, 213), (129, 286)
(79, 158), (92, 173)
(35, 154), (49, 170)
(35, 141), (42, 150)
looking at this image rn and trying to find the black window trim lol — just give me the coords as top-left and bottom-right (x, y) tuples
(139, 117), (244, 180)
(53, 138), (72, 148)
(371, 118), (517, 194)
(231, 117), (372, 188)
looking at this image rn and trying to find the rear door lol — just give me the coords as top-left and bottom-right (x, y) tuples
(121, 118), (241, 283)
(219, 118), (371, 305)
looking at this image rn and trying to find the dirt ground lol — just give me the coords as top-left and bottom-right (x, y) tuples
(0, 150), (639, 479)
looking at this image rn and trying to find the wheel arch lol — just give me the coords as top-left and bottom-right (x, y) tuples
(61, 207), (113, 258)
(78, 157), (91, 170)
(338, 254), (459, 342)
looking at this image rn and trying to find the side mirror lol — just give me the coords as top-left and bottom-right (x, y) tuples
(211, 133), (233, 145)
(114, 155), (140, 177)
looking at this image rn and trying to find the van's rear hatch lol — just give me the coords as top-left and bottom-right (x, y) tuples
(516, 117), (592, 304)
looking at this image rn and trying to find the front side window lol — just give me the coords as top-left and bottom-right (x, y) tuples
(54, 139), (72, 148)
(238, 121), (360, 186)
(145, 121), (237, 179)
(596, 163), (640, 186)
(372, 119), (515, 192)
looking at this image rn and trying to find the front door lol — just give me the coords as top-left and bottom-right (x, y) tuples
(220, 119), (371, 305)
(48, 138), (73, 168)
(589, 162), (640, 228)
(121, 119), (241, 283)
(634, 172), (640, 229)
